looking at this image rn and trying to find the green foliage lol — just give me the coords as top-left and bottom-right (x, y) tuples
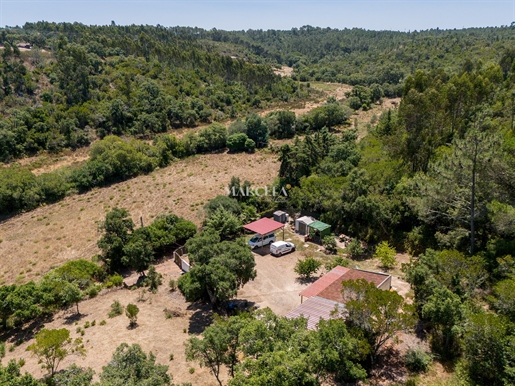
(322, 235), (337, 254)
(374, 241), (396, 269)
(342, 279), (416, 358)
(345, 239), (364, 259)
(100, 343), (171, 386)
(108, 300), (123, 318)
(245, 114), (269, 148)
(294, 256), (322, 279)
(244, 138), (256, 153)
(0, 341), (4, 359)
(205, 207), (242, 239)
(324, 255), (350, 271)
(0, 359), (41, 386)
(97, 207), (135, 271)
(265, 110), (296, 139)
(168, 279), (177, 292)
(226, 133), (248, 152)
(204, 195), (242, 217)
(404, 347), (432, 373)
(45, 259), (102, 290)
(105, 274), (123, 288)
(178, 230), (256, 305)
(53, 364), (94, 386)
(298, 101), (349, 131)
(462, 313), (514, 386)
(27, 328), (85, 376)
(144, 265), (162, 292)
(125, 303), (139, 327)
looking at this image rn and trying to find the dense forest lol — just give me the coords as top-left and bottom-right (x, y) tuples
(2, 22), (515, 385)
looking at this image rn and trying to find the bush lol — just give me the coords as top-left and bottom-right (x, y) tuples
(322, 235), (337, 254)
(405, 347), (432, 373)
(0, 342), (5, 358)
(196, 123), (227, 152)
(108, 300), (124, 318)
(169, 279), (177, 292)
(226, 133), (248, 152)
(294, 256), (322, 279)
(244, 138), (256, 153)
(144, 265), (162, 292)
(125, 303), (139, 327)
(374, 241), (397, 269)
(346, 239), (364, 259)
(86, 284), (101, 298)
(105, 274), (124, 288)
(325, 255), (350, 271)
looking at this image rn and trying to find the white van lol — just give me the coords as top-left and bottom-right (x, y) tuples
(248, 232), (276, 249)
(270, 241), (295, 256)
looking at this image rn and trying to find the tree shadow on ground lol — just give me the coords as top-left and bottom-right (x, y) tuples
(187, 302), (213, 334)
(0, 314), (53, 345)
(370, 346), (407, 384)
(295, 275), (322, 285)
(63, 311), (88, 325)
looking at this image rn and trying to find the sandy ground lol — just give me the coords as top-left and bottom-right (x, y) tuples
(0, 233), (313, 385)
(0, 151), (280, 286)
(1, 260), (221, 385)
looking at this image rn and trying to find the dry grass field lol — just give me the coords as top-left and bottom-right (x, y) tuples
(0, 150), (280, 286)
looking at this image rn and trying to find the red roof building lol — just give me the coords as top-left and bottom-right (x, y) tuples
(243, 217), (285, 236)
(286, 266), (392, 330)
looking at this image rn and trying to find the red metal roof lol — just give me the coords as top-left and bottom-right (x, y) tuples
(299, 266), (390, 300)
(299, 266), (349, 298)
(285, 296), (343, 330)
(243, 217), (285, 235)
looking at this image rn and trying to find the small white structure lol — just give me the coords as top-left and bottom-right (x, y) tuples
(295, 216), (315, 236)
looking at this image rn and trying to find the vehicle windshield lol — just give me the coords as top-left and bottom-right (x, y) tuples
(250, 236), (260, 242)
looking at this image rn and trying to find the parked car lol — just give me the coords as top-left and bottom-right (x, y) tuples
(270, 241), (295, 256)
(248, 232), (276, 249)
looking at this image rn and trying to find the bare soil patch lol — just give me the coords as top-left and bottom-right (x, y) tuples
(1, 260), (221, 385)
(0, 150), (280, 285)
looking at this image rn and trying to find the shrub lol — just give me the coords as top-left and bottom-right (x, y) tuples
(226, 133), (248, 152)
(189, 367), (195, 374)
(0, 341), (5, 358)
(125, 303), (139, 327)
(374, 241), (396, 269)
(244, 138), (256, 153)
(168, 279), (177, 292)
(99, 320), (106, 326)
(322, 235), (338, 254)
(144, 265), (162, 292)
(108, 300), (124, 318)
(169, 353), (174, 361)
(84, 321), (90, 329)
(105, 274), (124, 288)
(325, 255), (350, 271)
(346, 239), (364, 259)
(86, 284), (101, 298)
(294, 256), (322, 279)
(405, 347), (433, 373)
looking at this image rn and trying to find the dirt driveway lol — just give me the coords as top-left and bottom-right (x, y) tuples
(238, 244), (312, 316)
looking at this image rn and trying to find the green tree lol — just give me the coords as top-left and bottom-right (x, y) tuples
(294, 256), (322, 280)
(0, 359), (41, 386)
(125, 304), (139, 328)
(374, 241), (396, 269)
(463, 313), (513, 386)
(341, 279), (415, 360)
(122, 228), (155, 274)
(245, 114), (269, 148)
(97, 208), (134, 271)
(178, 231), (256, 305)
(27, 328), (85, 376)
(53, 364), (94, 386)
(205, 207), (242, 239)
(100, 343), (171, 386)
(226, 133), (248, 152)
(145, 265), (162, 292)
(421, 286), (464, 357)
